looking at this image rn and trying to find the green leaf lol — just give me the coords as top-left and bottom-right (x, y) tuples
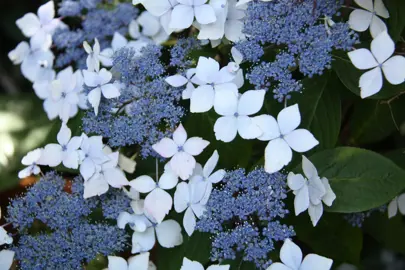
(292, 212), (363, 264)
(385, 148), (405, 169)
(386, 0), (405, 41)
(332, 51), (404, 99)
(304, 147), (405, 213)
(363, 212), (405, 255)
(290, 72), (341, 150)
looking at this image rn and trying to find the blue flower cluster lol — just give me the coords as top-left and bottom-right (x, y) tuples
(170, 37), (201, 69)
(197, 168), (294, 269)
(6, 172), (130, 269)
(54, 1), (138, 68)
(82, 45), (184, 158)
(344, 205), (387, 228)
(237, 0), (358, 101)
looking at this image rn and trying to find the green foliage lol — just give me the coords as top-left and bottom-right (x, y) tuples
(303, 147), (405, 213)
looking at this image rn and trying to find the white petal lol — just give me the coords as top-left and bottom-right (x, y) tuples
(16, 13), (41, 37)
(300, 254), (333, 270)
(130, 175), (156, 193)
(111, 32), (128, 51)
(138, 11), (161, 36)
(42, 144), (63, 167)
(195, 5), (216, 25)
(166, 75), (188, 87)
(213, 88), (238, 116)
(88, 88), (102, 115)
(57, 123), (71, 146)
(22, 148), (42, 165)
(180, 258), (205, 270)
(83, 174), (109, 198)
(195, 57), (219, 83)
(82, 70), (99, 87)
(279, 239), (303, 269)
(284, 129), (319, 153)
(252, 114), (281, 141)
(225, 20), (244, 42)
(184, 137), (210, 156)
(397, 193), (405, 215)
(128, 252), (150, 270)
(370, 16), (388, 38)
(8, 41), (30, 65)
(105, 167), (129, 188)
(302, 155), (318, 180)
(359, 67), (383, 98)
(233, 69), (244, 89)
(382, 56), (405, 85)
(142, 0), (172, 16)
(321, 177), (336, 207)
(266, 263), (291, 270)
(295, 185), (310, 216)
(152, 138), (178, 158)
(348, 49), (378, 70)
(18, 166), (34, 179)
(308, 203), (324, 227)
(214, 116), (238, 142)
(156, 220), (183, 248)
(277, 104), (302, 135)
(170, 152), (196, 180)
(207, 170), (225, 184)
(183, 207), (196, 236)
(308, 176), (326, 206)
(231, 47), (244, 64)
(0, 250), (15, 270)
(80, 158), (96, 180)
(158, 171), (179, 190)
(287, 172), (306, 191)
(387, 198), (398, 218)
(169, 5), (194, 29)
(237, 116), (263, 140)
(374, 0), (389, 18)
(174, 182), (190, 213)
(38, 1), (55, 24)
(264, 138), (292, 173)
(132, 227), (156, 253)
(348, 9), (372, 32)
(62, 151), (80, 169)
(371, 31), (394, 63)
(145, 188), (172, 223)
(203, 150), (219, 178)
(190, 85), (215, 113)
(101, 83), (120, 99)
(207, 265), (230, 270)
(237, 90), (265, 116)
(30, 31), (52, 51)
(108, 256), (128, 270)
(173, 123), (188, 146)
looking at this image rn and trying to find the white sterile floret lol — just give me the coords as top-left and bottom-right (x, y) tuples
(214, 89), (265, 142)
(253, 104), (319, 173)
(139, 0), (179, 35)
(174, 181), (208, 236)
(190, 57), (236, 113)
(165, 68), (201, 100)
(42, 123), (82, 169)
(0, 250), (15, 270)
(180, 257), (230, 270)
(78, 134), (109, 181)
(388, 193), (405, 219)
(129, 172), (178, 223)
(107, 252), (154, 270)
(103, 146), (137, 174)
(83, 38), (110, 72)
(287, 156), (336, 226)
(129, 11), (169, 44)
(170, 0), (216, 30)
(267, 238), (333, 270)
(83, 68), (121, 115)
(348, 31), (405, 99)
(348, 0), (389, 38)
(83, 152), (129, 199)
(227, 46), (245, 88)
(18, 148), (45, 179)
(152, 123), (210, 180)
(0, 227), (13, 246)
(8, 40), (55, 83)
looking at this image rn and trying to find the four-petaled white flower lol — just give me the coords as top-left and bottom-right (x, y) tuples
(18, 148), (45, 179)
(42, 123), (82, 169)
(107, 252), (155, 270)
(180, 257), (230, 270)
(170, 0), (216, 30)
(227, 46), (245, 88)
(129, 172), (178, 223)
(348, 31), (405, 98)
(388, 193), (405, 219)
(174, 181), (208, 236)
(83, 152), (129, 199)
(152, 123), (210, 180)
(83, 38), (110, 72)
(253, 104), (319, 173)
(79, 134), (109, 181)
(83, 68), (121, 115)
(129, 11), (169, 44)
(0, 227), (13, 246)
(267, 238), (333, 270)
(214, 89), (265, 142)
(0, 250), (15, 270)
(190, 57), (236, 113)
(140, 0), (179, 35)
(165, 68), (202, 100)
(287, 156), (336, 226)
(348, 0), (389, 38)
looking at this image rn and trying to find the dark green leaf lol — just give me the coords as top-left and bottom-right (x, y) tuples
(385, 148), (405, 169)
(386, 0), (405, 41)
(304, 147), (405, 212)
